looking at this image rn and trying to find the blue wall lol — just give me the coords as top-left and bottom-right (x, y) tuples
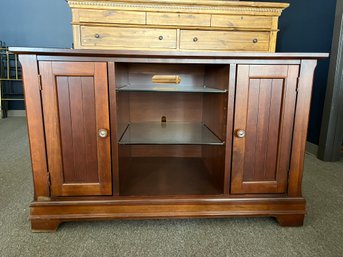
(0, 0), (72, 110)
(0, 0), (337, 144)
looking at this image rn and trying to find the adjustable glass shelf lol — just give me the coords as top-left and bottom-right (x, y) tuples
(116, 84), (227, 93)
(119, 122), (224, 145)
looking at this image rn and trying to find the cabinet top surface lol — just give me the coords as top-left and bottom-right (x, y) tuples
(68, 0), (290, 9)
(10, 47), (329, 59)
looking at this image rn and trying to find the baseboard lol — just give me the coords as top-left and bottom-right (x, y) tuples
(7, 110), (26, 117)
(306, 141), (318, 156)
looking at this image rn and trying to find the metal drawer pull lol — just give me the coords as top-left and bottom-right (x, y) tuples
(236, 129), (246, 138)
(159, 36), (164, 40)
(193, 37), (198, 42)
(253, 38), (258, 43)
(95, 34), (100, 38)
(98, 129), (108, 138)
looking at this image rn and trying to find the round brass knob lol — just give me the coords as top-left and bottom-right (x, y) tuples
(98, 129), (108, 138)
(95, 34), (100, 39)
(253, 38), (258, 43)
(159, 36), (164, 40)
(193, 37), (198, 42)
(236, 129), (246, 138)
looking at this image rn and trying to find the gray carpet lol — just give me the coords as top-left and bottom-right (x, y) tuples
(0, 117), (342, 257)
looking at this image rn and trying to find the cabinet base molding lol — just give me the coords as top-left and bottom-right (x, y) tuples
(30, 197), (306, 232)
(274, 214), (305, 227)
(31, 219), (61, 233)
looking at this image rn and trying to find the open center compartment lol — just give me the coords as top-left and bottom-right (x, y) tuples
(115, 63), (229, 196)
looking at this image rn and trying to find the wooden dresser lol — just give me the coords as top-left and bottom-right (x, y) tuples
(12, 48), (327, 231)
(69, 0), (289, 52)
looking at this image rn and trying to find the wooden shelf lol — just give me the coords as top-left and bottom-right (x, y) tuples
(120, 157), (223, 196)
(119, 122), (224, 145)
(117, 84), (227, 93)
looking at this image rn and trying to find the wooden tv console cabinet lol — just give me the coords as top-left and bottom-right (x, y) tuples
(12, 48), (327, 232)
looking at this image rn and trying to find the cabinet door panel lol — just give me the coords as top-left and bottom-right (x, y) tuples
(40, 62), (112, 196)
(231, 65), (299, 194)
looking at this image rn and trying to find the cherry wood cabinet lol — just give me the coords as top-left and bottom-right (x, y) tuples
(12, 48), (327, 232)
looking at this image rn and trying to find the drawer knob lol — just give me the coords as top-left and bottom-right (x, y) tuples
(193, 37), (198, 42)
(236, 129), (246, 138)
(159, 36), (164, 40)
(253, 38), (258, 43)
(95, 34), (100, 39)
(98, 128), (108, 138)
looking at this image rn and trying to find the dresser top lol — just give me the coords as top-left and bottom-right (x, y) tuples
(68, 0), (289, 8)
(10, 47), (328, 59)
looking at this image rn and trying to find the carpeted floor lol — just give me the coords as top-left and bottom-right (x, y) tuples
(0, 117), (342, 257)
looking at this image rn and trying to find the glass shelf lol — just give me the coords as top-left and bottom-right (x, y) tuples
(117, 84), (227, 93)
(119, 122), (224, 145)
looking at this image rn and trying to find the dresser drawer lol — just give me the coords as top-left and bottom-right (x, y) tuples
(180, 30), (270, 51)
(211, 15), (273, 29)
(80, 26), (177, 49)
(147, 12), (211, 27)
(76, 9), (146, 25)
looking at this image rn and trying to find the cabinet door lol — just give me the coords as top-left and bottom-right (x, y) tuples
(39, 62), (112, 196)
(231, 65), (299, 194)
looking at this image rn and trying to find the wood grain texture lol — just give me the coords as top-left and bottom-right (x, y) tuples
(17, 49), (321, 232)
(180, 30), (270, 51)
(76, 9), (146, 24)
(108, 62), (120, 195)
(223, 64), (237, 194)
(80, 26), (177, 49)
(119, 157), (222, 196)
(231, 65), (299, 194)
(147, 12), (211, 27)
(288, 60), (318, 197)
(39, 61), (112, 196)
(129, 92), (203, 122)
(202, 93), (227, 141)
(11, 47), (328, 59)
(57, 76), (98, 183)
(19, 55), (50, 199)
(29, 196), (305, 231)
(211, 15), (273, 29)
(69, 0), (288, 52)
(130, 145), (202, 157)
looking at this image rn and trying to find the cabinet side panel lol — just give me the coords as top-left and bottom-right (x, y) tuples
(19, 55), (50, 199)
(288, 60), (317, 197)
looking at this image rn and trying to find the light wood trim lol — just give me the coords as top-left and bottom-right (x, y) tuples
(72, 25), (82, 49)
(288, 60), (318, 197)
(180, 30), (270, 51)
(72, 22), (278, 32)
(77, 9), (146, 24)
(269, 31), (277, 52)
(19, 55), (50, 199)
(68, 1), (289, 16)
(147, 12), (211, 27)
(80, 26), (177, 49)
(211, 15), (273, 29)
